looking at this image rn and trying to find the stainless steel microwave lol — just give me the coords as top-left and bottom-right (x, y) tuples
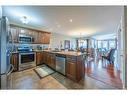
(19, 34), (34, 43)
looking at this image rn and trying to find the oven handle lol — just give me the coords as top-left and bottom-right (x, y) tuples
(19, 52), (35, 55)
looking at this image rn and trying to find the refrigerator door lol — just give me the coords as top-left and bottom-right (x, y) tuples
(0, 16), (13, 89)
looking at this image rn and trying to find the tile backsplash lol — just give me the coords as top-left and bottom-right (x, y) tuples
(12, 43), (49, 51)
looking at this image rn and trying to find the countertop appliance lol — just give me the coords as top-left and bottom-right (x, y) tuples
(56, 54), (66, 75)
(0, 16), (14, 89)
(18, 46), (36, 71)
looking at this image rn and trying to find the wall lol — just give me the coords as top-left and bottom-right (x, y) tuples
(0, 6), (2, 18)
(50, 33), (76, 50)
(124, 7), (127, 88)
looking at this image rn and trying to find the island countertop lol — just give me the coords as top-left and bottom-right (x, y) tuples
(35, 50), (84, 56)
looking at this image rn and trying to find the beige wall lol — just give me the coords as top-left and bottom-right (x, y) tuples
(50, 33), (76, 50)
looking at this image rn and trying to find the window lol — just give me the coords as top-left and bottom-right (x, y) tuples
(109, 40), (116, 49)
(91, 39), (95, 48)
(102, 41), (108, 50)
(97, 41), (102, 48)
(78, 39), (87, 48)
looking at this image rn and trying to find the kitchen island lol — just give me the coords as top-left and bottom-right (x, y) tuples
(36, 50), (85, 82)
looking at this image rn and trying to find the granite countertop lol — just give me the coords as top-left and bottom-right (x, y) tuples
(42, 50), (84, 56)
(12, 50), (85, 56)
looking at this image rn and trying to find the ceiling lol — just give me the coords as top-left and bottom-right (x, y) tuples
(2, 6), (123, 38)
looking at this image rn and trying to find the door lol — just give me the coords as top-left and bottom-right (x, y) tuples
(117, 16), (125, 87)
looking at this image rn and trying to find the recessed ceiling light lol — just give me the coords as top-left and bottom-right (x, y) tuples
(69, 19), (73, 22)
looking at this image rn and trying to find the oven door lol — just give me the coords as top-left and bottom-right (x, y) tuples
(19, 52), (36, 70)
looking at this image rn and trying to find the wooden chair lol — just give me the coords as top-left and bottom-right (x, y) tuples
(102, 49), (115, 64)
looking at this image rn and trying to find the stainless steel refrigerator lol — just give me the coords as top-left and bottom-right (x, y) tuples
(0, 16), (14, 89)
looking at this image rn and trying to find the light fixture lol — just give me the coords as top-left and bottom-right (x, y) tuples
(20, 16), (29, 24)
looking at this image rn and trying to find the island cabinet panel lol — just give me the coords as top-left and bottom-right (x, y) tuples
(36, 52), (43, 66)
(77, 55), (85, 81)
(66, 55), (84, 82)
(66, 56), (77, 81)
(10, 53), (19, 72)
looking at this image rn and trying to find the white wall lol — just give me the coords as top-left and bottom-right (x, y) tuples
(50, 33), (76, 50)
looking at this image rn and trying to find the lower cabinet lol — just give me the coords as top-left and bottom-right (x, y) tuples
(66, 56), (76, 81)
(43, 51), (56, 70)
(48, 53), (56, 70)
(66, 55), (84, 81)
(36, 52), (43, 66)
(10, 53), (19, 72)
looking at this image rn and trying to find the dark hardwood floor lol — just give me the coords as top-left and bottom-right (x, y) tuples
(85, 56), (123, 89)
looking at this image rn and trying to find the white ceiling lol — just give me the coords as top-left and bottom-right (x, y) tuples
(2, 6), (123, 38)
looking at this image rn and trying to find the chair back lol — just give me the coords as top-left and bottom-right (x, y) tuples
(109, 49), (115, 60)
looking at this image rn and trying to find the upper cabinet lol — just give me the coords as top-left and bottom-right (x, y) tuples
(10, 25), (51, 44)
(43, 33), (51, 44)
(10, 26), (19, 43)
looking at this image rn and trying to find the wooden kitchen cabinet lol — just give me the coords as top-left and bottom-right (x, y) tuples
(10, 53), (19, 72)
(42, 52), (56, 70)
(10, 25), (51, 44)
(48, 53), (56, 69)
(66, 55), (84, 82)
(43, 33), (51, 44)
(32, 31), (39, 43)
(10, 27), (19, 43)
(42, 51), (48, 64)
(36, 52), (43, 66)
(38, 32), (44, 44)
(66, 56), (76, 81)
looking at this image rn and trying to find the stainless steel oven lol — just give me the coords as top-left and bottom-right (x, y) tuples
(19, 52), (36, 70)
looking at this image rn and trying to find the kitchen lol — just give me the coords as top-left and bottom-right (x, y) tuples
(0, 6), (124, 89)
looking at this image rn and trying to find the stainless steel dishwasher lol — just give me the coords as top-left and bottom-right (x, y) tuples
(55, 54), (66, 75)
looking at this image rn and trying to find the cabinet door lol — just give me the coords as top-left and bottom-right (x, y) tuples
(42, 52), (48, 64)
(38, 32), (44, 43)
(11, 53), (19, 72)
(10, 27), (19, 43)
(33, 31), (39, 43)
(43, 33), (51, 44)
(50, 54), (56, 69)
(66, 56), (76, 81)
(36, 52), (43, 66)
(19, 28), (31, 36)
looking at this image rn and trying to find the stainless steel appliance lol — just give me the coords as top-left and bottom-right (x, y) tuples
(19, 34), (34, 43)
(0, 16), (14, 89)
(18, 46), (36, 70)
(56, 54), (66, 75)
